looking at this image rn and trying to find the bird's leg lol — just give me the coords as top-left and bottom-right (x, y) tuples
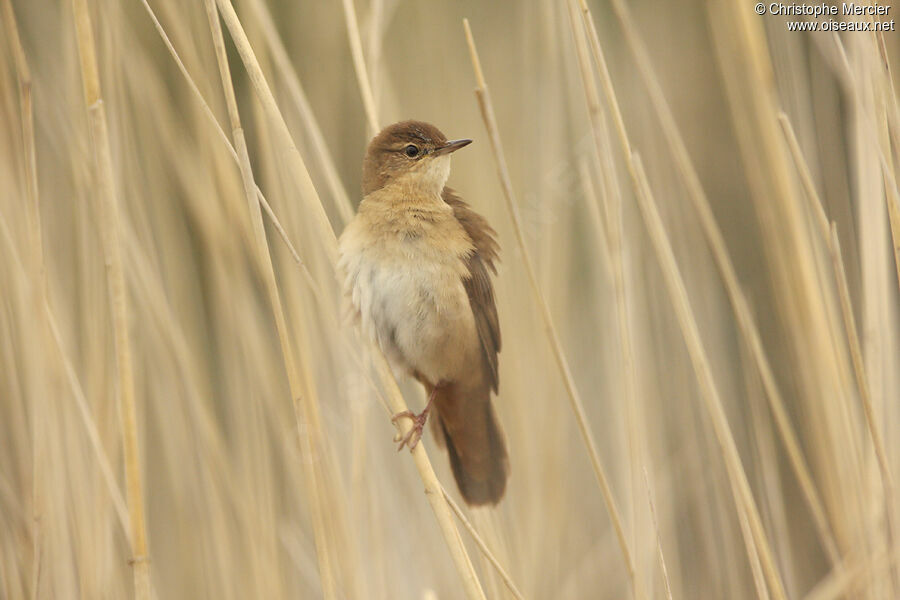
(391, 384), (440, 452)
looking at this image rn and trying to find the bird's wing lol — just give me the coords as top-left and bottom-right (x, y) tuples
(443, 187), (501, 393)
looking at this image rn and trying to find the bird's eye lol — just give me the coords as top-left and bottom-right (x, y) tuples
(404, 144), (420, 158)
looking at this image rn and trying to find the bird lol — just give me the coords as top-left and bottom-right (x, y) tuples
(337, 120), (509, 506)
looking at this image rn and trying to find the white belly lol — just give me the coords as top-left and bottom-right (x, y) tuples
(342, 242), (480, 385)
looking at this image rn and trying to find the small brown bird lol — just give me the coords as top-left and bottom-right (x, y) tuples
(338, 120), (509, 506)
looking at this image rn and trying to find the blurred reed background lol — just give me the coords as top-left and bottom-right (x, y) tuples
(1, 0), (899, 598)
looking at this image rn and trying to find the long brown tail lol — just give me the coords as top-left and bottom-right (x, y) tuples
(428, 380), (509, 506)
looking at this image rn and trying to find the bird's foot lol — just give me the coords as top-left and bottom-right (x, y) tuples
(391, 406), (431, 452)
(391, 387), (439, 452)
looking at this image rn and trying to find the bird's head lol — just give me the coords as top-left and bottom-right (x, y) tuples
(362, 120), (472, 196)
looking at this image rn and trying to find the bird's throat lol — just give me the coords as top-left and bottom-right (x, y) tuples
(390, 155), (451, 199)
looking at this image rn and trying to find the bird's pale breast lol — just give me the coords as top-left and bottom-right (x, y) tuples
(338, 196), (481, 385)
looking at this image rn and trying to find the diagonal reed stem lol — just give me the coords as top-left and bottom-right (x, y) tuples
(574, 2), (792, 595)
(780, 112), (899, 588)
(246, 0), (355, 226)
(563, 0), (659, 587)
(137, 0), (303, 268)
(630, 153), (786, 600)
(441, 486), (525, 600)
(203, 0), (341, 595)
(211, 2), (486, 596)
(463, 18), (642, 599)
(880, 154), (900, 309)
(827, 222), (900, 592)
(642, 468), (673, 600)
(581, 0), (841, 570)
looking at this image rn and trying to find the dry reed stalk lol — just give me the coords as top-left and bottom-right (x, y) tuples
(202, 2), (342, 595)
(805, 546), (900, 600)
(0, 2), (39, 284)
(777, 115), (831, 240)
(441, 487), (525, 600)
(373, 350), (488, 600)
(463, 18), (642, 599)
(776, 111), (871, 561)
(240, 23), (364, 594)
(881, 155), (900, 299)
(582, 0), (841, 570)
(69, 0), (151, 596)
(850, 44), (900, 596)
(731, 466), (771, 600)
(0, 222), (45, 599)
(211, 2), (487, 596)
(341, 0), (379, 137)
(213, 0), (335, 264)
(827, 223), (899, 585)
(741, 339), (799, 597)
(710, 2), (874, 573)
(641, 468), (673, 600)
(0, 3), (45, 594)
(574, 1), (791, 593)
(365, 0), (385, 102)
(780, 111), (900, 590)
(563, 1), (646, 571)
(575, 160), (614, 279)
(46, 312), (129, 529)
(621, 0), (839, 572)
(630, 154), (787, 600)
(137, 0), (304, 268)
(879, 43), (900, 298)
(0, 209), (130, 532)
(244, 0), (355, 226)
(130, 0), (370, 381)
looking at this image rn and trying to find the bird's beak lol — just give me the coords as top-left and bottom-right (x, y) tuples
(431, 138), (472, 156)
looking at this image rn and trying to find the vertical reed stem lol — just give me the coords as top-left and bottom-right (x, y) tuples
(70, 0), (151, 596)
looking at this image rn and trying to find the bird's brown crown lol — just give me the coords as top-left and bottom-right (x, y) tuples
(362, 120), (450, 195)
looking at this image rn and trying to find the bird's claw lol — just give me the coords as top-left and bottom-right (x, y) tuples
(391, 409), (429, 452)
